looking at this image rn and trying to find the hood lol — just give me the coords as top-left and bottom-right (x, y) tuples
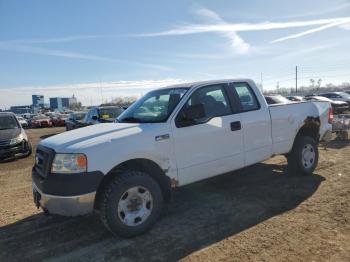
(40, 123), (142, 152)
(0, 128), (21, 140)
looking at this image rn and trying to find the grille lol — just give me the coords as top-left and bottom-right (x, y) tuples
(34, 145), (55, 178)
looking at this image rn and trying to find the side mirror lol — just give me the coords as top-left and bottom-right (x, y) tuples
(92, 115), (98, 121)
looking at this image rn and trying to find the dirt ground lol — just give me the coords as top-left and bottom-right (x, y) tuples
(0, 127), (349, 262)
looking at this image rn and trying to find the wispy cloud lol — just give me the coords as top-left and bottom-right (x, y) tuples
(0, 42), (112, 61)
(133, 17), (350, 37)
(195, 8), (250, 54)
(1, 35), (120, 44)
(271, 20), (350, 43)
(0, 42), (174, 71)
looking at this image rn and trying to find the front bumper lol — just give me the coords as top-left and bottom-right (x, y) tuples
(32, 164), (104, 216)
(32, 183), (95, 216)
(0, 141), (29, 159)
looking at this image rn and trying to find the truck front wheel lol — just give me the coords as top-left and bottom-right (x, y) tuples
(287, 136), (318, 175)
(99, 171), (163, 237)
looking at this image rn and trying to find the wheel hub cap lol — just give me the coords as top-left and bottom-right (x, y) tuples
(117, 186), (153, 226)
(301, 144), (315, 169)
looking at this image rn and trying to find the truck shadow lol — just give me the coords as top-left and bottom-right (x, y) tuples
(325, 139), (350, 149)
(0, 163), (325, 262)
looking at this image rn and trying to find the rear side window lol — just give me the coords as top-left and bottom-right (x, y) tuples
(230, 83), (259, 112)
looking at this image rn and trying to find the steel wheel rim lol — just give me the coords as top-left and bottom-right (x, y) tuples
(117, 186), (153, 227)
(301, 144), (315, 169)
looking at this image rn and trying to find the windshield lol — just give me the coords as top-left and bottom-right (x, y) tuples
(0, 115), (20, 130)
(74, 112), (86, 120)
(306, 96), (332, 102)
(339, 92), (350, 98)
(117, 88), (189, 123)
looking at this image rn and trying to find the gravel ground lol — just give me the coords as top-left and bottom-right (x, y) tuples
(0, 127), (349, 261)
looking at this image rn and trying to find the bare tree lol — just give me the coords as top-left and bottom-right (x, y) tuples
(309, 79), (315, 88)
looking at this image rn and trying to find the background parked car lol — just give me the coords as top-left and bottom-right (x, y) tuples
(304, 95), (349, 114)
(286, 96), (304, 102)
(0, 112), (32, 160)
(50, 113), (68, 127)
(31, 115), (52, 128)
(84, 106), (124, 125)
(319, 92), (350, 106)
(264, 95), (292, 105)
(65, 111), (87, 131)
(16, 116), (28, 128)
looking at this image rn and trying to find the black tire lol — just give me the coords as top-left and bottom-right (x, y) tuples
(99, 171), (163, 238)
(287, 136), (318, 175)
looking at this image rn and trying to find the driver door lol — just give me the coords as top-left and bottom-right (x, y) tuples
(171, 84), (244, 186)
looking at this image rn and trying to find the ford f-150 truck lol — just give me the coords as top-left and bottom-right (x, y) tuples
(32, 79), (332, 237)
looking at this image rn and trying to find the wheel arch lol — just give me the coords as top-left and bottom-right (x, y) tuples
(94, 158), (172, 210)
(296, 116), (321, 142)
(288, 116), (320, 155)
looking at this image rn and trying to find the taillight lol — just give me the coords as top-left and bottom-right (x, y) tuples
(328, 107), (333, 124)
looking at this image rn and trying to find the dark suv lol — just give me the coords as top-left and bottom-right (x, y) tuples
(0, 112), (32, 160)
(65, 111), (87, 131)
(84, 106), (124, 125)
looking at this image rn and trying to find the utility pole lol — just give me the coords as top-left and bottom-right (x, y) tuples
(260, 72), (263, 93)
(295, 66), (298, 93)
(99, 79), (103, 104)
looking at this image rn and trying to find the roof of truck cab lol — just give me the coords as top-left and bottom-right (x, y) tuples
(159, 79), (254, 89)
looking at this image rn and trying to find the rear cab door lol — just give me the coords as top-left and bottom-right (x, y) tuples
(228, 81), (273, 166)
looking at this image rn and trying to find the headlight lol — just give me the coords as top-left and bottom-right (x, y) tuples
(51, 153), (87, 174)
(10, 134), (24, 145)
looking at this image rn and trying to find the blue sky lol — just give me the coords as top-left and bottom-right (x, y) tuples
(0, 0), (350, 108)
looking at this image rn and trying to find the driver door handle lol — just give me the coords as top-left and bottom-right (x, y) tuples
(230, 121), (241, 131)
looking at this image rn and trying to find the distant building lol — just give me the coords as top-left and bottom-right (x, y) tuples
(50, 97), (70, 112)
(10, 105), (32, 114)
(69, 94), (78, 106)
(32, 95), (44, 107)
(32, 95), (44, 113)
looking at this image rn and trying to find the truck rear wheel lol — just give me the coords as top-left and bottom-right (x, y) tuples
(287, 136), (318, 175)
(99, 171), (163, 237)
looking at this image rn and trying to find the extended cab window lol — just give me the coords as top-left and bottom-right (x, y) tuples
(231, 83), (259, 112)
(176, 85), (231, 127)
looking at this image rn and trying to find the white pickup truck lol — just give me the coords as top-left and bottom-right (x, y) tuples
(32, 79), (332, 237)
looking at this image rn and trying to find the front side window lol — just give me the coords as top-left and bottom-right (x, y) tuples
(231, 83), (259, 111)
(118, 88), (188, 123)
(176, 85), (231, 127)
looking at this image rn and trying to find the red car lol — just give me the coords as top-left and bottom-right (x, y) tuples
(50, 114), (68, 127)
(31, 115), (52, 128)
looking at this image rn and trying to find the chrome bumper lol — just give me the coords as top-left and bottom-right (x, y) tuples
(32, 183), (95, 216)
